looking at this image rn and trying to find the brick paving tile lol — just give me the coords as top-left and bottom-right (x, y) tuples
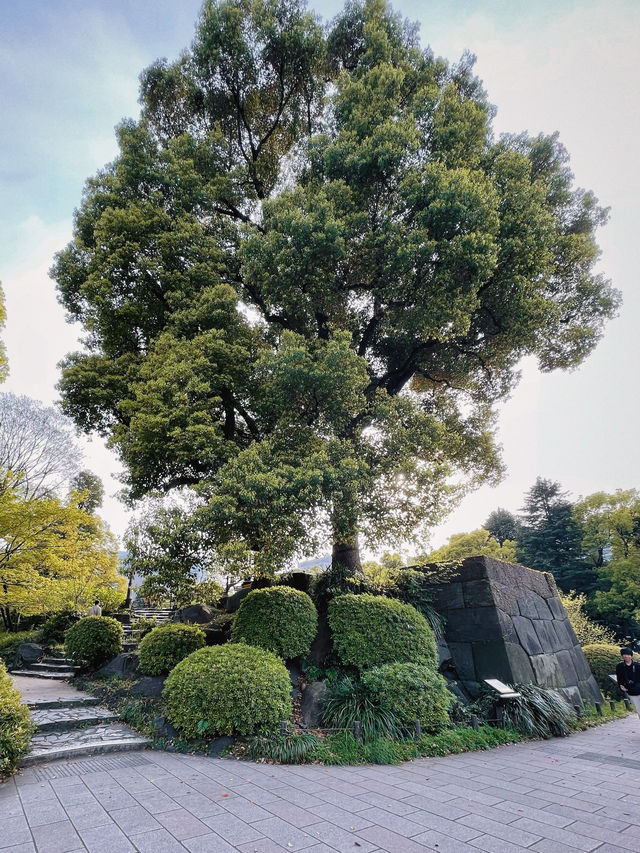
(222, 784), (281, 806)
(457, 813), (543, 847)
(97, 789), (139, 813)
(356, 807), (426, 838)
(16, 783), (58, 805)
(109, 805), (162, 835)
(30, 820), (84, 853)
(510, 816), (603, 851)
(352, 790), (419, 815)
(313, 789), (371, 812)
(155, 808), (211, 840)
(445, 799), (521, 825)
(54, 785), (97, 807)
(357, 824), (440, 853)
(566, 821), (640, 852)
(130, 828), (188, 853)
(23, 800), (68, 827)
(303, 821), (378, 852)
(248, 816), (318, 850)
(181, 833), (246, 853)
(63, 801), (113, 831)
(401, 793), (471, 820)
(171, 793), (225, 820)
(218, 798), (272, 824)
(310, 802), (375, 830)
(77, 821), (136, 853)
(131, 789), (182, 814)
(392, 780), (459, 803)
(0, 845), (36, 853)
(412, 829), (488, 852)
(260, 800), (319, 828)
(236, 840), (297, 853)
(201, 813), (263, 845)
(467, 833), (531, 852)
(252, 786), (324, 810)
(529, 842), (601, 853)
(1, 816), (32, 848)
(384, 808), (482, 843)
(543, 803), (630, 831)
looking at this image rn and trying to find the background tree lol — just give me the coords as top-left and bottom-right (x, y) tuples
(484, 507), (519, 546)
(0, 284), (8, 383)
(0, 393), (81, 499)
(419, 528), (517, 563)
(53, 0), (619, 576)
(516, 477), (594, 593)
(70, 470), (104, 514)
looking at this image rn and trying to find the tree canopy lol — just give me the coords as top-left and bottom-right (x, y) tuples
(53, 0), (619, 575)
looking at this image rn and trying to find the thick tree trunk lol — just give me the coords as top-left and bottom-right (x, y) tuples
(331, 539), (363, 577)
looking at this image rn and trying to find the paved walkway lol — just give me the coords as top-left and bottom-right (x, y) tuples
(1, 717), (638, 853)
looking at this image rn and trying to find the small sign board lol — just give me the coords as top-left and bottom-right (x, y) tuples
(484, 678), (521, 699)
(609, 674), (618, 683)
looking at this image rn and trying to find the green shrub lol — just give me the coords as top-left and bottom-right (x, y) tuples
(132, 618), (157, 640)
(583, 643), (629, 698)
(328, 593), (437, 670)
(40, 612), (79, 645)
(65, 616), (123, 669)
(361, 662), (451, 733)
(232, 586), (318, 659)
(0, 662), (35, 776)
(163, 644), (292, 737)
(321, 675), (402, 740)
(138, 623), (206, 676)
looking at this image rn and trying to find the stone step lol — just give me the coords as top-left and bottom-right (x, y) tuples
(20, 722), (151, 767)
(31, 705), (120, 732)
(42, 657), (74, 666)
(10, 669), (74, 680)
(26, 696), (101, 711)
(31, 661), (80, 672)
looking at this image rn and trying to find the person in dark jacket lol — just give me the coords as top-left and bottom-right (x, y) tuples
(616, 647), (640, 714)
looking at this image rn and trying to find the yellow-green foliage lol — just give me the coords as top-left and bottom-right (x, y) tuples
(163, 644), (292, 737)
(65, 616), (122, 669)
(232, 586), (317, 659)
(560, 592), (616, 646)
(328, 593), (437, 670)
(583, 643), (630, 698)
(361, 662), (451, 733)
(138, 623), (205, 676)
(0, 662), (35, 776)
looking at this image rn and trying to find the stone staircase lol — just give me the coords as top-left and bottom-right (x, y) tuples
(11, 655), (80, 680)
(21, 696), (150, 766)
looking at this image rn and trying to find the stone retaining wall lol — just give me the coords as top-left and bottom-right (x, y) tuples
(427, 556), (601, 707)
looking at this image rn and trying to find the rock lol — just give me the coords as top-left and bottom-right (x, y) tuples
(209, 736), (234, 757)
(224, 587), (251, 613)
(153, 716), (179, 739)
(17, 643), (44, 665)
(301, 680), (328, 727)
(174, 604), (215, 624)
(203, 627), (228, 646)
(129, 676), (167, 698)
(286, 659), (301, 688)
(97, 653), (139, 679)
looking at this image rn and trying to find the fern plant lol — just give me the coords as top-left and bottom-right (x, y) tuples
(471, 682), (577, 738)
(248, 731), (321, 764)
(320, 675), (402, 740)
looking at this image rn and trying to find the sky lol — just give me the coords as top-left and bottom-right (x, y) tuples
(1, 0), (638, 552)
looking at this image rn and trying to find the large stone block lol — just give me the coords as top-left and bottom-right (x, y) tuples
(445, 607), (503, 643)
(430, 582), (464, 611)
(512, 615), (544, 656)
(447, 642), (476, 681)
(472, 641), (512, 683)
(556, 649), (579, 685)
(462, 579), (494, 608)
(547, 597), (566, 619)
(504, 642), (535, 683)
(533, 619), (558, 653)
(530, 653), (563, 688)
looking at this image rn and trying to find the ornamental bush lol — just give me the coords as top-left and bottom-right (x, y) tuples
(328, 593), (437, 670)
(362, 662), (451, 733)
(65, 616), (122, 669)
(138, 623), (206, 676)
(583, 643), (628, 698)
(163, 644), (292, 737)
(232, 586), (318, 659)
(0, 662), (35, 776)
(40, 611), (79, 645)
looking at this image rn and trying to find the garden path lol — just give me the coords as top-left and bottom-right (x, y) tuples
(1, 716), (638, 852)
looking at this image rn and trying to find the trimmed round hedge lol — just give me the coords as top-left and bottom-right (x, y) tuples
(328, 593), (437, 670)
(0, 662), (35, 776)
(232, 586), (318, 659)
(362, 662), (451, 733)
(583, 643), (628, 699)
(163, 644), (292, 737)
(40, 611), (79, 645)
(65, 616), (122, 669)
(138, 623), (206, 676)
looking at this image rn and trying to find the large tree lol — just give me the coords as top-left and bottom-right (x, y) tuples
(53, 0), (619, 576)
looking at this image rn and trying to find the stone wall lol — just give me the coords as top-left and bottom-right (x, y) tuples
(427, 556), (601, 707)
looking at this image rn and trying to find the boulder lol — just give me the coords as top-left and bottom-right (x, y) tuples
(203, 627), (228, 646)
(153, 716), (179, 739)
(301, 680), (328, 727)
(17, 643), (44, 665)
(129, 676), (166, 698)
(97, 653), (139, 679)
(209, 736), (234, 757)
(173, 604), (215, 624)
